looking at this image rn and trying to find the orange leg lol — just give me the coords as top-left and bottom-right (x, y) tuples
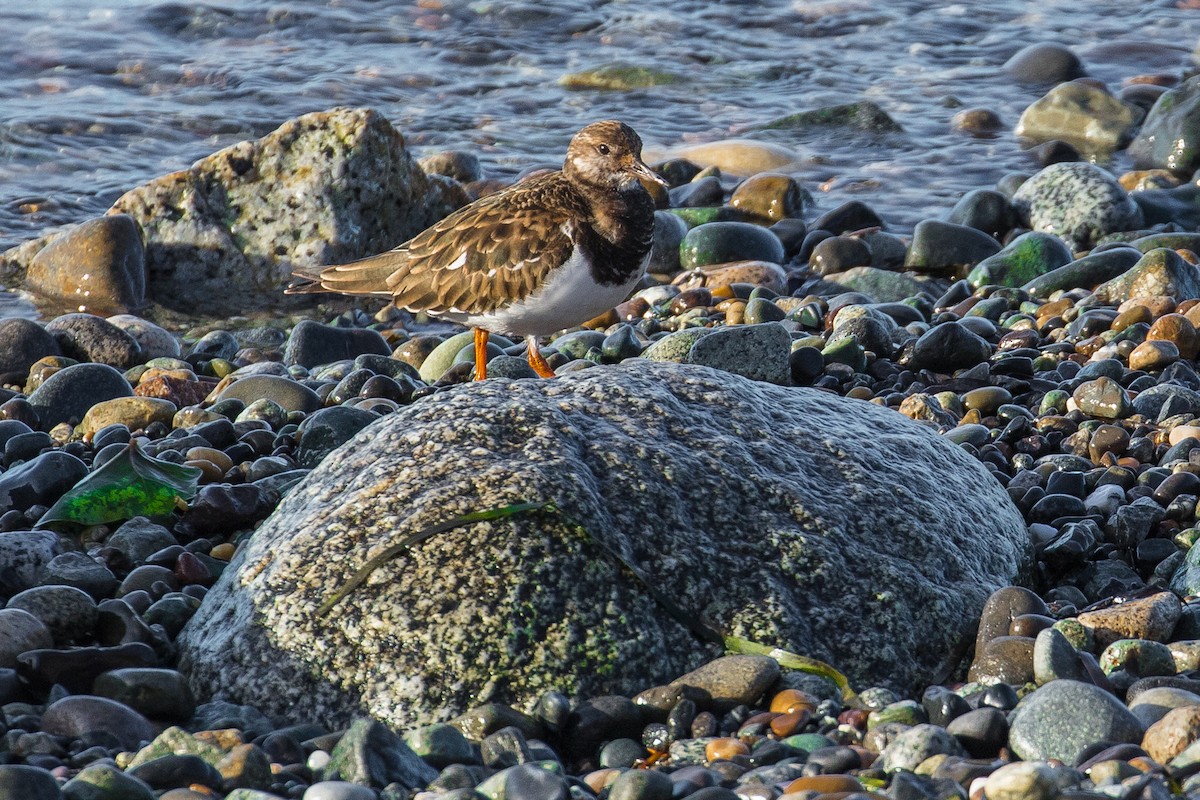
(473, 328), (490, 381)
(525, 335), (556, 378)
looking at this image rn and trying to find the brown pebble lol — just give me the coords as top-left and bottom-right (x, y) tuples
(209, 543), (237, 561)
(951, 107), (1003, 135)
(1009, 613), (1056, 638)
(582, 769), (620, 793)
(1128, 339), (1180, 372)
(1142, 705), (1200, 763)
(770, 688), (818, 714)
(783, 774), (864, 793)
(705, 737), (749, 761)
(1111, 305), (1153, 330)
(1148, 313), (1199, 359)
(770, 710), (810, 737)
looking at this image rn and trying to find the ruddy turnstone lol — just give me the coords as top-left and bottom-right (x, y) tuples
(288, 120), (665, 380)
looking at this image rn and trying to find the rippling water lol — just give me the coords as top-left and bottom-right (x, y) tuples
(1, 1), (1199, 296)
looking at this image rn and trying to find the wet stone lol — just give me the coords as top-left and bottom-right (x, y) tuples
(296, 406), (380, 469)
(1072, 376), (1130, 419)
(679, 222), (785, 269)
(1130, 75), (1200, 173)
(27, 363), (133, 431)
(1015, 688), (1139, 770)
(1015, 81), (1142, 153)
(284, 320), (392, 369)
(1093, 248), (1200, 304)
(685, 322), (791, 385)
(45, 313), (142, 369)
(320, 718), (438, 789)
(1004, 42), (1085, 83)
(1012, 162), (1143, 250)
(6, 585), (97, 646)
(0, 319), (61, 381)
(216, 374), (321, 414)
(905, 219), (1000, 272)
(62, 761), (156, 800)
(908, 322), (991, 372)
(93, 667), (195, 723)
(967, 231), (1074, 289)
(42, 694), (155, 750)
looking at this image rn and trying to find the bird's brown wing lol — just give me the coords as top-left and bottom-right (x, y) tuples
(289, 175), (581, 316)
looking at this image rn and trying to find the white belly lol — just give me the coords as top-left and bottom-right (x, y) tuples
(462, 248), (646, 338)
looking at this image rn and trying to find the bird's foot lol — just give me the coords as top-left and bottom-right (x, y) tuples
(473, 328), (490, 381)
(526, 336), (556, 378)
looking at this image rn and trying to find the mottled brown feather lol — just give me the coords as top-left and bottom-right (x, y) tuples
(288, 120), (660, 323)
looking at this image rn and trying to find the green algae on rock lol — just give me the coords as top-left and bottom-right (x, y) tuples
(36, 440), (201, 528)
(967, 232), (1073, 289)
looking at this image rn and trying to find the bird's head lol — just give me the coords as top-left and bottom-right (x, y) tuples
(564, 120), (667, 194)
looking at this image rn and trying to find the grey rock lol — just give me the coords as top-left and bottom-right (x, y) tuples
(879, 723), (966, 772)
(0, 319), (60, 379)
(908, 322), (991, 372)
(0, 451), (88, 513)
(904, 219), (1001, 271)
(191, 699), (275, 740)
(1007, 678), (1144, 763)
(404, 723), (476, 769)
(0, 765), (64, 800)
(106, 517), (177, 565)
(685, 322), (791, 385)
(41, 694), (155, 750)
(669, 655), (779, 711)
(27, 363), (133, 430)
(1011, 162), (1143, 251)
(609, 767), (672, 800)
(296, 406), (381, 469)
(93, 667), (196, 722)
(1015, 82), (1142, 153)
(6, 585), (97, 646)
(106, 315), (180, 361)
(101, 108), (462, 313)
(1128, 686), (1200, 729)
(26, 214), (145, 315)
(39, 552), (118, 599)
(641, 329), (713, 363)
(44, 313), (142, 369)
(825, 266), (935, 303)
(1033, 627), (1088, 685)
(62, 762), (155, 800)
(0, 608), (53, 669)
(1004, 43), (1085, 83)
(178, 362), (1029, 730)
(0, 531), (62, 594)
(320, 718), (438, 789)
(284, 320), (392, 369)
(1129, 75), (1200, 173)
(1093, 248), (1200, 304)
(649, 210), (688, 274)
(303, 781), (380, 800)
(217, 374), (322, 414)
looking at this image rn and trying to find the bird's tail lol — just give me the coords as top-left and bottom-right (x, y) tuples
(285, 251), (405, 298)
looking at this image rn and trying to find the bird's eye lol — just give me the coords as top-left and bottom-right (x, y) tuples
(597, 144), (610, 155)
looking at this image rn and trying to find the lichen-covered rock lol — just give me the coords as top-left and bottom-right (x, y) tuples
(3, 108), (466, 314)
(177, 362), (1030, 730)
(1011, 162), (1144, 251)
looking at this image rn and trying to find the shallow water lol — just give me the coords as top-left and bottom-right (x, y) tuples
(1, 0), (1199, 317)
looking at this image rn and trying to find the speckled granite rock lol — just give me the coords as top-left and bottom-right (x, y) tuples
(178, 361), (1030, 730)
(3, 107), (467, 314)
(1012, 162), (1143, 251)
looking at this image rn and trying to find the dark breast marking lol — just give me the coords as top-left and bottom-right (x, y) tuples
(575, 186), (656, 287)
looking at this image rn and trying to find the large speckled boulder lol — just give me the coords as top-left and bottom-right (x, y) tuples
(1012, 162), (1143, 251)
(2, 108), (467, 314)
(178, 362), (1030, 730)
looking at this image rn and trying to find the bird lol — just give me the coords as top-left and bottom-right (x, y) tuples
(287, 120), (666, 381)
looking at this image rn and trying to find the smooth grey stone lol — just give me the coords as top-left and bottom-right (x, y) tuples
(1008, 679), (1144, 763)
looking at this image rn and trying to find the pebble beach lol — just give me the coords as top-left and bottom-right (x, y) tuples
(7, 3), (1200, 800)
